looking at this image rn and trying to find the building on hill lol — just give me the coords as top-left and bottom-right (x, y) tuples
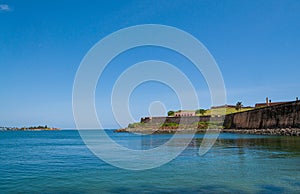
(174, 110), (195, 117)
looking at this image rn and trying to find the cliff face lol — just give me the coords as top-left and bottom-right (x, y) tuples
(224, 101), (300, 129)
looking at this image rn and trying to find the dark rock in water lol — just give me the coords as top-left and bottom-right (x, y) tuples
(114, 128), (129, 133)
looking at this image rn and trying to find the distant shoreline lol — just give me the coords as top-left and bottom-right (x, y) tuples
(0, 126), (60, 131)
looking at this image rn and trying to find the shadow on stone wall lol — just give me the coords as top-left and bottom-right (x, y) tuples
(223, 100), (300, 129)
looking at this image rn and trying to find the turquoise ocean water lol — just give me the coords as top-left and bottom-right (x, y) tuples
(0, 130), (299, 193)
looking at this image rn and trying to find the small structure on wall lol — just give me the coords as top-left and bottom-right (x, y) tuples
(255, 97), (289, 108)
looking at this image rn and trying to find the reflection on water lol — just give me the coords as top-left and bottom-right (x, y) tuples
(112, 131), (300, 155)
(0, 130), (299, 193)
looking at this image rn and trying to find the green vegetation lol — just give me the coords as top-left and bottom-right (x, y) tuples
(0, 125), (59, 131)
(128, 122), (145, 128)
(195, 109), (206, 115)
(167, 110), (175, 116)
(28, 125), (48, 129)
(193, 121), (208, 129)
(192, 121), (224, 129)
(126, 121), (224, 130)
(160, 122), (179, 127)
(168, 103), (254, 117)
(197, 107), (253, 116)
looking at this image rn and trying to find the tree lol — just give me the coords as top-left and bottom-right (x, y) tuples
(235, 101), (243, 111)
(195, 109), (206, 116)
(167, 110), (175, 116)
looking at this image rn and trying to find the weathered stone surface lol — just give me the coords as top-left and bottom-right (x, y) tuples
(223, 101), (300, 129)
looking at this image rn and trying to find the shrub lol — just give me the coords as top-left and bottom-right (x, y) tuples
(161, 122), (179, 127)
(168, 111), (175, 116)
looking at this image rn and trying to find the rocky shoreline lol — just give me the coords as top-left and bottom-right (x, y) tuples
(115, 128), (300, 136)
(115, 128), (208, 134)
(221, 128), (300, 136)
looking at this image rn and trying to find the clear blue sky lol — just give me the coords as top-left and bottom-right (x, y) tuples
(1, 0), (300, 128)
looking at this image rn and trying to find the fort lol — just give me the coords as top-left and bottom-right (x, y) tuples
(121, 100), (300, 136)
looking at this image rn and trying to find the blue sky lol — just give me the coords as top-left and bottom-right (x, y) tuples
(1, 0), (300, 128)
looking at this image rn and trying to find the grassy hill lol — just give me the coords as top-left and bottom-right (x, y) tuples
(196, 107), (254, 116)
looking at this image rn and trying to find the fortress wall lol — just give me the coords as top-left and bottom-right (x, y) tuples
(223, 101), (300, 129)
(140, 101), (300, 129)
(141, 116), (214, 125)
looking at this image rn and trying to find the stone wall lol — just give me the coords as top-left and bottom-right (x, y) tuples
(141, 115), (222, 125)
(140, 101), (300, 129)
(223, 100), (300, 129)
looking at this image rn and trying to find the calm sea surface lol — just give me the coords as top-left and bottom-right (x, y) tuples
(0, 130), (299, 193)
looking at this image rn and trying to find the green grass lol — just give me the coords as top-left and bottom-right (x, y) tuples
(128, 122), (145, 128)
(196, 107), (254, 116)
(160, 122), (179, 127)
